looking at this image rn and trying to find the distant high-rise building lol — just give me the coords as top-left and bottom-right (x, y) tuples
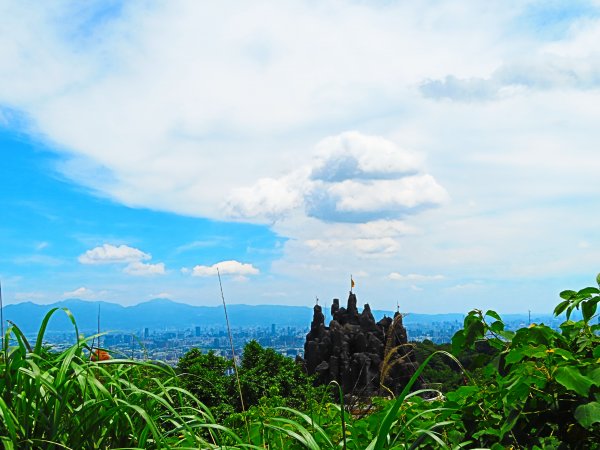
(271, 323), (276, 335)
(195, 326), (201, 337)
(144, 327), (149, 339)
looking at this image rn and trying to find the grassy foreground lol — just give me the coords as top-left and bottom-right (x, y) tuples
(0, 275), (599, 449)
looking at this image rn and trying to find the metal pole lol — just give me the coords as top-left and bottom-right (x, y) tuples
(217, 268), (246, 413)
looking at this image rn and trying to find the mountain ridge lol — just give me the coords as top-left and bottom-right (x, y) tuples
(2, 298), (556, 333)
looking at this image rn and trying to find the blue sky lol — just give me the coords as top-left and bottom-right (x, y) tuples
(1, 1), (599, 313)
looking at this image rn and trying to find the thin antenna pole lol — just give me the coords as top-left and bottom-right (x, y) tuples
(97, 304), (101, 348)
(528, 310), (531, 326)
(217, 268), (246, 414)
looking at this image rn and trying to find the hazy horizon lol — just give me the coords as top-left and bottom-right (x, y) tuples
(3, 294), (563, 317)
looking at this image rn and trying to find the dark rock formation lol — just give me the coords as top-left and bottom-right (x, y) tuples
(300, 292), (420, 397)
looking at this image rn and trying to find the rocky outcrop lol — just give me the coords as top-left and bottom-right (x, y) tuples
(300, 292), (420, 397)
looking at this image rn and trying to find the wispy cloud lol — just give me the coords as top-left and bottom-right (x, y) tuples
(420, 56), (600, 102)
(35, 241), (49, 251)
(14, 291), (47, 301)
(13, 255), (63, 266)
(388, 273), (445, 282)
(175, 237), (231, 254)
(62, 286), (95, 299)
(123, 261), (166, 276)
(190, 260), (259, 277)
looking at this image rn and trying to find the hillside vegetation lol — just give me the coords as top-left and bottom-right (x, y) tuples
(0, 275), (598, 449)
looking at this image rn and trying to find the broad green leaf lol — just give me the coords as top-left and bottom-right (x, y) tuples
(488, 338), (505, 350)
(587, 366), (600, 385)
(581, 300), (597, 323)
(551, 348), (574, 361)
(490, 320), (504, 333)
(596, 272), (600, 287)
(578, 287), (600, 296)
(485, 310), (502, 322)
(505, 348), (525, 365)
(553, 300), (569, 317)
(464, 319), (485, 346)
(555, 366), (595, 396)
(574, 401), (600, 428)
(498, 330), (516, 341)
(451, 330), (465, 355)
(559, 290), (577, 300)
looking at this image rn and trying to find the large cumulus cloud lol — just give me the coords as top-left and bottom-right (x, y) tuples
(225, 132), (448, 223)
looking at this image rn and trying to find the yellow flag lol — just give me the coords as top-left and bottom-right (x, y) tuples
(351, 277), (355, 288)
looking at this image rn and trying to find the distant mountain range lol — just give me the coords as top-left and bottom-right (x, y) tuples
(2, 298), (557, 334)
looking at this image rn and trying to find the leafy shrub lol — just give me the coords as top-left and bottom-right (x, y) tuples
(448, 273), (600, 448)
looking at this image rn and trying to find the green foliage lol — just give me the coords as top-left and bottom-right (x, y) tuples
(1, 274), (599, 448)
(447, 273), (600, 449)
(0, 308), (246, 449)
(178, 340), (322, 422)
(237, 340), (318, 410)
(177, 348), (234, 418)
(412, 339), (498, 392)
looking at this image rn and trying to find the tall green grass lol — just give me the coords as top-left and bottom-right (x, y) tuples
(0, 308), (248, 449)
(0, 308), (455, 449)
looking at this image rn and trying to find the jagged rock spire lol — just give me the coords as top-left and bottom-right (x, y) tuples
(301, 291), (420, 398)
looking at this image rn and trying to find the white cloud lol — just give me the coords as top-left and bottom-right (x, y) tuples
(306, 174), (447, 222)
(123, 261), (165, 276)
(388, 273), (445, 282)
(224, 174), (305, 223)
(311, 132), (421, 182)
(78, 244), (166, 276)
(190, 260), (259, 277)
(0, 3), (486, 223)
(225, 132), (447, 223)
(446, 282), (485, 292)
(306, 237), (400, 255)
(420, 55), (600, 102)
(62, 286), (95, 299)
(79, 244), (150, 265)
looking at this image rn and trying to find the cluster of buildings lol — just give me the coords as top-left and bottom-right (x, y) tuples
(35, 313), (563, 363)
(42, 324), (308, 365)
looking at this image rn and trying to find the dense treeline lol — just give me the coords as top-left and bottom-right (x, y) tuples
(176, 340), (324, 421)
(0, 275), (598, 448)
